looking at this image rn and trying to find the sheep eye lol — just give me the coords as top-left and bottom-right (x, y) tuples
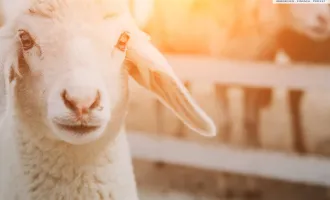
(18, 30), (35, 51)
(115, 31), (130, 52)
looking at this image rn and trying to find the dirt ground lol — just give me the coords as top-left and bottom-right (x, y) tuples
(125, 68), (330, 199)
(134, 159), (329, 200)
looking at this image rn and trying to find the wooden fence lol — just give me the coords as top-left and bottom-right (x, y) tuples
(127, 54), (330, 187)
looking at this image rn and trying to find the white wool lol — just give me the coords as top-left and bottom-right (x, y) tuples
(0, 117), (139, 200)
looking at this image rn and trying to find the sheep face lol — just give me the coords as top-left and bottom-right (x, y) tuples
(7, 14), (131, 145)
(0, 0), (216, 145)
(284, 4), (330, 40)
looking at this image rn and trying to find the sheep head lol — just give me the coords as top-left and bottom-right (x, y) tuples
(287, 4), (330, 40)
(0, 0), (216, 145)
(222, 1), (330, 40)
(258, 2), (330, 40)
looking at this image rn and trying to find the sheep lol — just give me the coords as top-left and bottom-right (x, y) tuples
(0, 0), (216, 199)
(229, 2), (330, 153)
(275, 5), (330, 154)
(142, 0), (330, 153)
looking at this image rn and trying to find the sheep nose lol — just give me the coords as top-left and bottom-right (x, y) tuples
(317, 14), (328, 27)
(61, 89), (101, 116)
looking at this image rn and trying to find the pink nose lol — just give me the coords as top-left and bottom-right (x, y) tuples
(317, 14), (328, 27)
(61, 89), (101, 117)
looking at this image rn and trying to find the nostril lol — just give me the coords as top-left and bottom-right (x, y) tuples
(90, 90), (101, 110)
(61, 89), (102, 114)
(61, 89), (78, 112)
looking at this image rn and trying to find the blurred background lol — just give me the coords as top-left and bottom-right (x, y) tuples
(125, 0), (330, 199)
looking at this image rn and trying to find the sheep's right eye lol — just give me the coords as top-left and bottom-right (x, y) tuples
(116, 31), (130, 52)
(18, 30), (35, 51)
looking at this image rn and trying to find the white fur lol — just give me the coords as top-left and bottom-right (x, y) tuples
(0, 0), (216, 199)
(285, 4), (330, 40)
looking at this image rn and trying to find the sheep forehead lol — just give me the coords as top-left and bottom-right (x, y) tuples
(28, 0), (128, 21)
(23, 18), (118, 43)
(16, 1), (127, 57)
(14, 23), (117, 63)
(14, 0), (135, 41)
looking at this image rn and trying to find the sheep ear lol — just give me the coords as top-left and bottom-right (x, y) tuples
(125, 35), (216, 137)
(0, 26), (18, 125)
(0, 58), (14, 126)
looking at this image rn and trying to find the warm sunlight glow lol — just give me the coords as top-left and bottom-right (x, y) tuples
(132, 0), (154, 27)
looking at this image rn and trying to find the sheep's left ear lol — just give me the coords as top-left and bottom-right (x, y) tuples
(0, 25), (18, 126)
(124, 32), (216, 137)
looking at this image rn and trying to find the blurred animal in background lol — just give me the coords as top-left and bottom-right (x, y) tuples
(135, 0), (330, 154)
(275, 4), (330, 154)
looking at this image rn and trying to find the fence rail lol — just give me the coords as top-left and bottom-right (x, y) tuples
(128, 132), (330, 187)
(128, 55), (330, 187)
(165, 54), (330, 90)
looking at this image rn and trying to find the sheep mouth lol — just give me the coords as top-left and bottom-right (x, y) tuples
(311, 26), (328, 34)
(55, 123), (101, 134)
